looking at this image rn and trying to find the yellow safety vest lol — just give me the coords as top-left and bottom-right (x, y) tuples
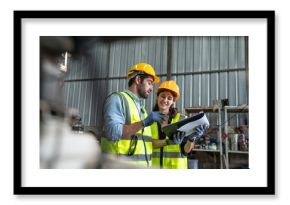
(101, 92), (152, 168)
(151, 113), (188, 169)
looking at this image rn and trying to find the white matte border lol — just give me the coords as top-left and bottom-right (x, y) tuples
(22, 18), (267, 187)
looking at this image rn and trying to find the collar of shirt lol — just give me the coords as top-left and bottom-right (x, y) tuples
(124, 89), (143, 105)
(124, 89), (145, 117)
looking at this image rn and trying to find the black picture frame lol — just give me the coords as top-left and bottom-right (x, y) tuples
(14, 10), (275, 195)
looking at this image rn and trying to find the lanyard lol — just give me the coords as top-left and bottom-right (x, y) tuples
(124, 92), (149, 167)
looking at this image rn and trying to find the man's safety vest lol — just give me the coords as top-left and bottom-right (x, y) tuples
(151, 113), (188, 169)
(101, 92), (152, 168)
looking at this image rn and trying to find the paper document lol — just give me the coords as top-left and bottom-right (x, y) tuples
(161, 113), (210, 139)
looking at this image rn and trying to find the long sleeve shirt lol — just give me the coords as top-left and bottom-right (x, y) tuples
(103, 89), (145, 142)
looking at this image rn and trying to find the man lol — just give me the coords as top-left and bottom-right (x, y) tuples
(101, 63), (165, 168)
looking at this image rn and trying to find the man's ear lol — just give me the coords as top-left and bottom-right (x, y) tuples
(135, 75), (141, 84)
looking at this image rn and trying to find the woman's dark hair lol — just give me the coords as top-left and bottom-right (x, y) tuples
(153, 90), (178, 118)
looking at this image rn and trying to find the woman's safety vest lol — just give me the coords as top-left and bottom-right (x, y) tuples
(151, 113), (188, 169)
(101, 92), (152, 168)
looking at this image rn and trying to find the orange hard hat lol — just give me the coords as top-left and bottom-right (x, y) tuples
(157, 80), (180, 100)
(127, 63), (160, 83)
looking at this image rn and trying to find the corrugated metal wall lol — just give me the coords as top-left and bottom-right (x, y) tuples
(63, 36), (248, 132)
(64, 40), (109, 131)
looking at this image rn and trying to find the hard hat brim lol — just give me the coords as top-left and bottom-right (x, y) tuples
(153, 76), (160, 83)
(128, 70), (160, 84)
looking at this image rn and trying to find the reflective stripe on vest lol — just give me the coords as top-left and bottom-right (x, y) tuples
(151, 113), (188, 169)
(101, 92), (152, 167)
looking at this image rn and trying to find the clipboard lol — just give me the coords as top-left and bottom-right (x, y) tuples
(161, 112), (210, 139)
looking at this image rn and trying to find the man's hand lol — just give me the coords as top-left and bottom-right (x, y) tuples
(166, 131), (186, 145)
(142, 111), (166, 127)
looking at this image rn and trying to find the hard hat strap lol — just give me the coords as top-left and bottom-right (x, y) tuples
(128, 71), (144, 79)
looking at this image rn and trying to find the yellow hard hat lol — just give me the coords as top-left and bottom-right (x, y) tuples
(127, 63), (160, 83)
(157, 80), (180, 100)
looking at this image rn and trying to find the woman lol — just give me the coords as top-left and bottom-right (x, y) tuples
(151, 80), (205, 169)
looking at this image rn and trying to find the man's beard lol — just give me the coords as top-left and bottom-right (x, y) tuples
(137, 84), (149, 99)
